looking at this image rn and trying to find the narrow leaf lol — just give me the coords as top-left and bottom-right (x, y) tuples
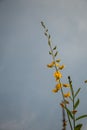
(49, 51), (52, 55)
(74, 124), (83, 130)
(74, 88), (81, 98)
(48, 39), (51, 46)
(76, 115), (87, 121)
(65, 107), (73, 119)
(74, 99), (80, 109)
(54, 51), (58, 57)
(46, 29), (48, 32)
(41, 21), (45, 28)
(44, 32), (47, 36)
(53, 46), (57, 50)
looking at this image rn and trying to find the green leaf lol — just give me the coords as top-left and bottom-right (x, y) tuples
(74, 124), (83, 130)
(76, 115), (87, 121)
(53, 46), (57, 50)
(74, 99), (80, 109)
(65, 107), (73, 119)
(46, 29), (48, 32)
(48, 39), (51, 46)
(74, 88), (81, 98)
(44, 32), (47, 36)
(41, 21), (45, 28)
(54, 51), (58, 57)
(49, 51), (52, 55)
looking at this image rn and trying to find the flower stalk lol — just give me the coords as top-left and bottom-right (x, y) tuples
(41, 21), (87, 130)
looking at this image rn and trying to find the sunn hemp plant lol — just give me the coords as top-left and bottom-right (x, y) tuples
(41, 21), (87, 130)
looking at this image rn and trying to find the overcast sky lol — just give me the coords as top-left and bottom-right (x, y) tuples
(0, 0), (87, 130)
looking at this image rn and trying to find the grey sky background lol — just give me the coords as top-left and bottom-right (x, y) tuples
(0, 0), (87, 130)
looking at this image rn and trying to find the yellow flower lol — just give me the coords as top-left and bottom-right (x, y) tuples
(56, 83), (62, 90)
(47, 64), (53, 68)
(52, 83), (62, 93)
(47, 61), (59, 68)
(63, 84), (69, 87)
(52, 88), (58, 93)
(47, 61), (55, 68)
(53, 71), (62, 81)
(59, 65), (65, 70)
(63, 92), (70, 98)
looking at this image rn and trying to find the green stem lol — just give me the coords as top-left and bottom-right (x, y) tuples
(42, 24), (73, 130)
(60, 87), (73, 130)
(68, 76), (75, 129)
(62, 106), (66, 130)
(48, 37), (73, 130)
(72, 87), (75, 129)
(72, 88), (75, 129)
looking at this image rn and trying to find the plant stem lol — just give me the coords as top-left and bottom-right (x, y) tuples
(62, 106), (66, 130)
(60, 87), (73, 130)
(41, 23), (74, 130)
(68, 76), (75, 129)
(48, 35), (73, 130)
(72, 86), (75, 129)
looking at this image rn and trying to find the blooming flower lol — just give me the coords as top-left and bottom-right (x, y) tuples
(47, 61), (55, 68)
(59, 65), (65, 70)
(52, 83), (62, 93)
(63, 92), (70, 98)
(52, 88), (58, 93)
(53, 71), (62, 81)
(56, 83), (62, 90)
(47, 61), (59, 68)
(63, 84), (69, 87)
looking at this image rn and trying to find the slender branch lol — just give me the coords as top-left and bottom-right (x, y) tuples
(62, 106), (66, 130)
(60, 87), (73, 130)
(68, 76), (75, 129)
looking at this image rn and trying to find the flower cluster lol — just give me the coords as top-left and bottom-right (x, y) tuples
(47, 49), (70, 100)
(41, 21), (87, 130)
